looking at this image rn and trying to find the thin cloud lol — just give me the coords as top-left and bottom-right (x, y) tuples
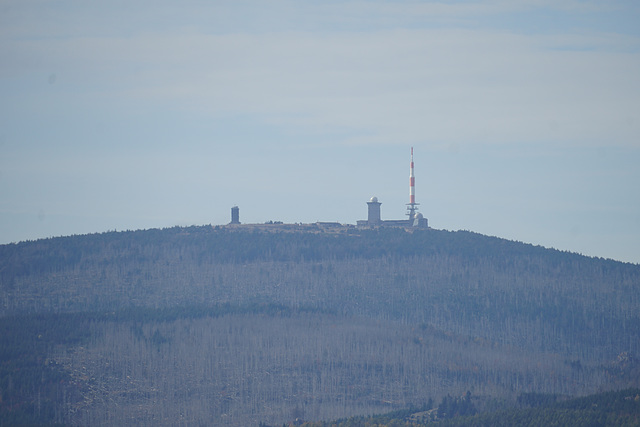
(5, 25), (637, 148)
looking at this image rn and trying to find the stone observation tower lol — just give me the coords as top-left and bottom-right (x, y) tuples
(367, 196), (381, 225)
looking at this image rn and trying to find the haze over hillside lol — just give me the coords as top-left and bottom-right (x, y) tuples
(1, 225), (638, 425)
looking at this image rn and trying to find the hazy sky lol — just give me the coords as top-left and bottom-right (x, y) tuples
(1, 0), (639, 263)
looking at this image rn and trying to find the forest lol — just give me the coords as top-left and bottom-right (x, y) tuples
(296, 388), (640, 426)
(0, 225), (639, 425)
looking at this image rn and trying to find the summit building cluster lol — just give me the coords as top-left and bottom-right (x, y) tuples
(356, 147), (428, 228)
(355, 196), (427, 228)
(229, 147), (428, 229)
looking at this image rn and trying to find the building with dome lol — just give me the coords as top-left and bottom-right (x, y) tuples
(356, 196), (428, 228)
(366, 196), (381, 225)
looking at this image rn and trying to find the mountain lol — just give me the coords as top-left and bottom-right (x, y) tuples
(1, 225), (638, 426)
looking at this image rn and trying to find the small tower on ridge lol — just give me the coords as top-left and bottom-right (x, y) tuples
(230, 206), (240, 224)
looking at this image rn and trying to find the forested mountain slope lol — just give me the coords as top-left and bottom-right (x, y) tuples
(1, 225), (638, 425)
(300, 388), (640, 426)
(2, 226), (638, 358)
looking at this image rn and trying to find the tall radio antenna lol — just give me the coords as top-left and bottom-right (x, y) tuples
(406, 147), (419, 221)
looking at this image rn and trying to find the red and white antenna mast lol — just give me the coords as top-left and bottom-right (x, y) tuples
(407, 147), (419, 221)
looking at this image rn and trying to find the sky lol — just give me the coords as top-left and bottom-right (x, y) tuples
(1, 0), (639, 263)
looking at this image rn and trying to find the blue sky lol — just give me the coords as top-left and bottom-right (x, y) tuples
(1, 0), (639, 263)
